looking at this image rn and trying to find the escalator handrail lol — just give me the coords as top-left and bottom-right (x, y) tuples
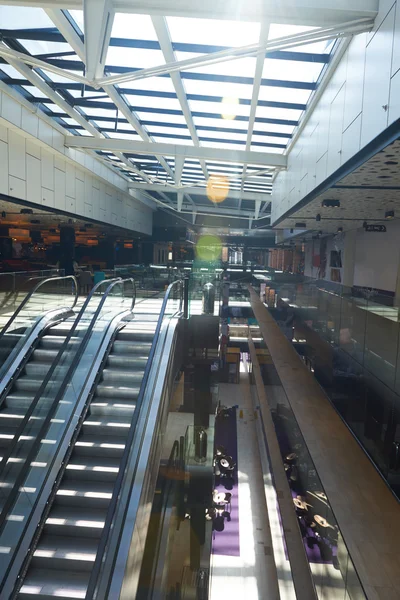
(0, 277), (136, 541)
(85, 279), (183, 600)
(0, 275), (78, 344)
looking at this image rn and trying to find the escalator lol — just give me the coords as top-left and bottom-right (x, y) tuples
(0, 276), (79, 501)
(0, 279), (185, 599)
(18, 320), (157, 599)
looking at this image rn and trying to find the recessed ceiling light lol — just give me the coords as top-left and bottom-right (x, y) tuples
(385, 210), (395, 220)
(321, 199), (340, 208)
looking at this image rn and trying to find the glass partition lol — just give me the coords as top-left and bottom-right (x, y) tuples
(249, 339), (366, 600)
(0, 278), (136, 585)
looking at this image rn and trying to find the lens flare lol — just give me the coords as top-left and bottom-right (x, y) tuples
(221, 96), (239, 120)
(196, 235), (222, 262)
(206, 174), (230, 204)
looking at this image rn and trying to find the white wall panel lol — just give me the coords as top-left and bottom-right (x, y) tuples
(41, 149), (54, 191)
(9, 175), (25, 200)
(0, 122), (7, 143)
(343, 33), (367, 131)
(361, 7), (395, 147)
(2, 93), (21, 128)
(341, 114), (362, 165)
(76, 178), (85, 212)
(26, 154), (41, 205)
(327, 84), (346, 176)
(66, 195), (76, 213)
(392, 2), (400, 74)
(8, 130), (25, 180)
(0, 140), (8, 195)
(26, 139), (40, 159)
(41, 187), (54, 208)
(0, 88), (152, 235)
(272, 2), (400, 227)
(21, 107), (39, 138)
(65, 163), (75, 198)
(38, 120), (53, 147)
(388, 66), (400, 123)
(315, 153), (328, 186)
(54, 168), (66, 211)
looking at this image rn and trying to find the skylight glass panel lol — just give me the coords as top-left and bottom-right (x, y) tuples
(121, 77), (176, 93)
(136, 112), (186, 124)
(106, 47), (164, 69)
(167, 17), (260, 47)
(124, 95), (181, 111)
(0, 64), (24, 79)
(0, 6), (54, 28)
(258, 87), (312, 104)
(255, 106), (303, 121)
(111, 13), (159, 41)
(81, 107), (118, 118)
(174, 52), (257, 79)
(146, 125), (190, 136)
(201, 141), (245, 150)
(252, 134), (289, 146)
(189, 100), (250, 118)
(262, 58), (323, 83)
(193, 116), (248, 131)
(21, 39), (74, 57)
(253, 122), (295, 135)
(22, 85), (47, 98)
(183, 79), (253, 101)
(68, 10), (84, 32)
(200, 130), (247, 142)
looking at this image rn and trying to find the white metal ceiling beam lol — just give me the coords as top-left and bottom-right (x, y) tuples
(127, 182), (271, 203)
(64, 136), (287, 167)
(83, 0), (115, 80)
(45, 10), (176, 191)
(240, 22), (269, 211)
(0, 1), (378, 27)
(95, 19), (374, 87)
(152, 15), (209, 181)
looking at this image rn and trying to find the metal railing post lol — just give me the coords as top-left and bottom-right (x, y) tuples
(183, 276), (189, 319)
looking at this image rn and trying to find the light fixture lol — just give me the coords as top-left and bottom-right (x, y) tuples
(1, 211), (6, 218)
(337, 227), (343, 233)
(20, 208), (33, 214)
(295, 222), (306, 228)
(385, 210), (395, 220)
(316, 213), (321, 222)
(363, 221), (368, 229)
(290, 228), (294, 233)
(321, 199), (340, 208)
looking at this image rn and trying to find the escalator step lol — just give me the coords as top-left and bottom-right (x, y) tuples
(72, 434), (125, 459)
(64, 453), (121, 483)
(19, 567), (89, 599)
(100, 368), (144, 384)
(94, 384), (140, 400)
(32, 534), (98, 572)
(106, 354), (148, 369)
(90, 399), (136, 418)
(43, 505), (106, 539)
(55, 479), (115, 510)
(112, 340), (152, 355)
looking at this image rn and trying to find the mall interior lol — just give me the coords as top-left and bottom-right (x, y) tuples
(0, 1), (399, 599)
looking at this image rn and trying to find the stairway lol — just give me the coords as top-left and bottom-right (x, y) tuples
(18, 318), (157, 600)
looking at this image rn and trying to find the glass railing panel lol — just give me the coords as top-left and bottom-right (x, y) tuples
(0, 276), (78, 381)
(250, 341), (366, 600)
(364, 309), (399, 389)
(0, 279), (135, 583)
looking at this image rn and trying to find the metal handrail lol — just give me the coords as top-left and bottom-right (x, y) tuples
(0, 274), (78, 344)
(0, 278), (136, 541)
(85, 279), (183, 599)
